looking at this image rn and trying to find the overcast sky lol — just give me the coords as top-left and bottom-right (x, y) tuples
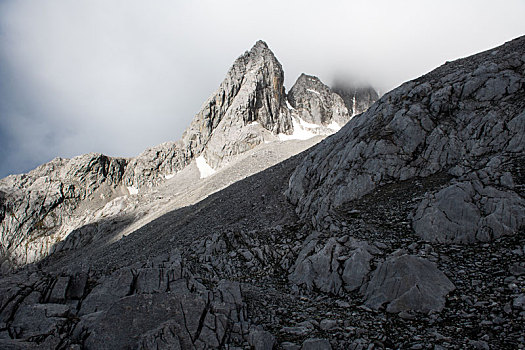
(1, 0), (524, 177)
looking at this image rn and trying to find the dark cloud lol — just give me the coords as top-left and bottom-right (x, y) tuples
(1, 0), (524, 177)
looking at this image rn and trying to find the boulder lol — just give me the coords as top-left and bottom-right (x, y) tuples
(363, 254), (454, 314)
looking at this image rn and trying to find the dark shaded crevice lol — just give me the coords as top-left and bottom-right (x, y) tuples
(127, 269), (138, 296)
(193, 296), (211, 343)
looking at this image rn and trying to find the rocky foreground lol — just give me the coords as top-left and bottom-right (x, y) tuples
(0, 37), (524, 349)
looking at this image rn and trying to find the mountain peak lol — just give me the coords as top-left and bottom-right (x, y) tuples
(252, 39), (269, 50)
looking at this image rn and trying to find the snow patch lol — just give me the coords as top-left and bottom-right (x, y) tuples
(278, 117), (317, 141)
(306, 89), (321, 95)
(298, 118), (321, 129)
(327, 120), (341, 131)
(286, 100), (295, 110)
(196, 155), (216, 179)
(164, 173), (175, 179)
(127, 186), (139, 195)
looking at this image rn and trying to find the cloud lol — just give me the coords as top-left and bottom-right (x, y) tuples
(1, 0), (524, 177)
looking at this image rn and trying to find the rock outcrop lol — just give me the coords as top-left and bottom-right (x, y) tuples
(0, 154), (128, 268)
(289, 236), (378, 296)
(287, 36), (525, 244)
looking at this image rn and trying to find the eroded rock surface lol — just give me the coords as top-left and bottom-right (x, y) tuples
(288, 74), (350, 127)
(287, 36), (525, 246)
(363, 254), (455, 313)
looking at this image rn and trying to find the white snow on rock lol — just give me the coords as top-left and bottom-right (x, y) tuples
(306, 89), (321, 95)
(164, 173), (175, 180)
(298, 118), (321, 130)
(327, 120), (341, 131)
(286, 100), (295, 110)
(127, 186), (139, 195)
(196, 155), (216, 179)
(278, 117), (317, 141)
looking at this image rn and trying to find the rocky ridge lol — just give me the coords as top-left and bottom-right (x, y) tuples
(0, 41), (376, 272)
(287, 36), (525, 244)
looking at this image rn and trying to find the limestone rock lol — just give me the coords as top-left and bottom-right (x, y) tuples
(288, 74), (350, 127)
(0, 153), (127, 268)
(290, 238), (377, 295)
(363, 254), (455, 314)
(248, 329), (276, 350)
(342, 247), (372, 292)
(287, 35), (525, 241)
(301, 338), (332, 350)
(123, 40), (294, 187)
(11, 303), (71, 339)
(412, 181), (525, 243)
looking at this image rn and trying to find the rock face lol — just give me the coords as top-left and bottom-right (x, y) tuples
(288, 74), (350, 127)
(412, 181), (524, 243)
(0, 41), (362, 271)
(287, 36), (525, 244)
(331, 82), (379, 117)
(123, 40), (293, 189)
(289, 236), (378, 295)
(0, 154), (128, 268)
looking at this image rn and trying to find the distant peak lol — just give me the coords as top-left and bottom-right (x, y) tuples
(247, 40), (276, 60)
(297, 73), (322, 82)
(252, 40), (269, 50)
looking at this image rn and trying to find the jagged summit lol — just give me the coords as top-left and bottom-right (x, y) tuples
(288, 73), (350, 127)
(124, 41), (294, 188)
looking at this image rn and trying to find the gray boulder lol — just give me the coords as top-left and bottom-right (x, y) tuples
(248, 329), (276, 350)
(413, 181), (525, 243)
(363, 254), (455, 314)
(290, 238), (377, 295)
(11, 303), (71, 339)
(301, 338), (332, 350)
(342, 247), (373, 292)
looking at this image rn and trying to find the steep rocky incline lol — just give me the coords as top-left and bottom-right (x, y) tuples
(123, 40), (294, 188)
(0, 154), (128, 268)
(0, 41), (371, 272)
(288, 36), (525, 244)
